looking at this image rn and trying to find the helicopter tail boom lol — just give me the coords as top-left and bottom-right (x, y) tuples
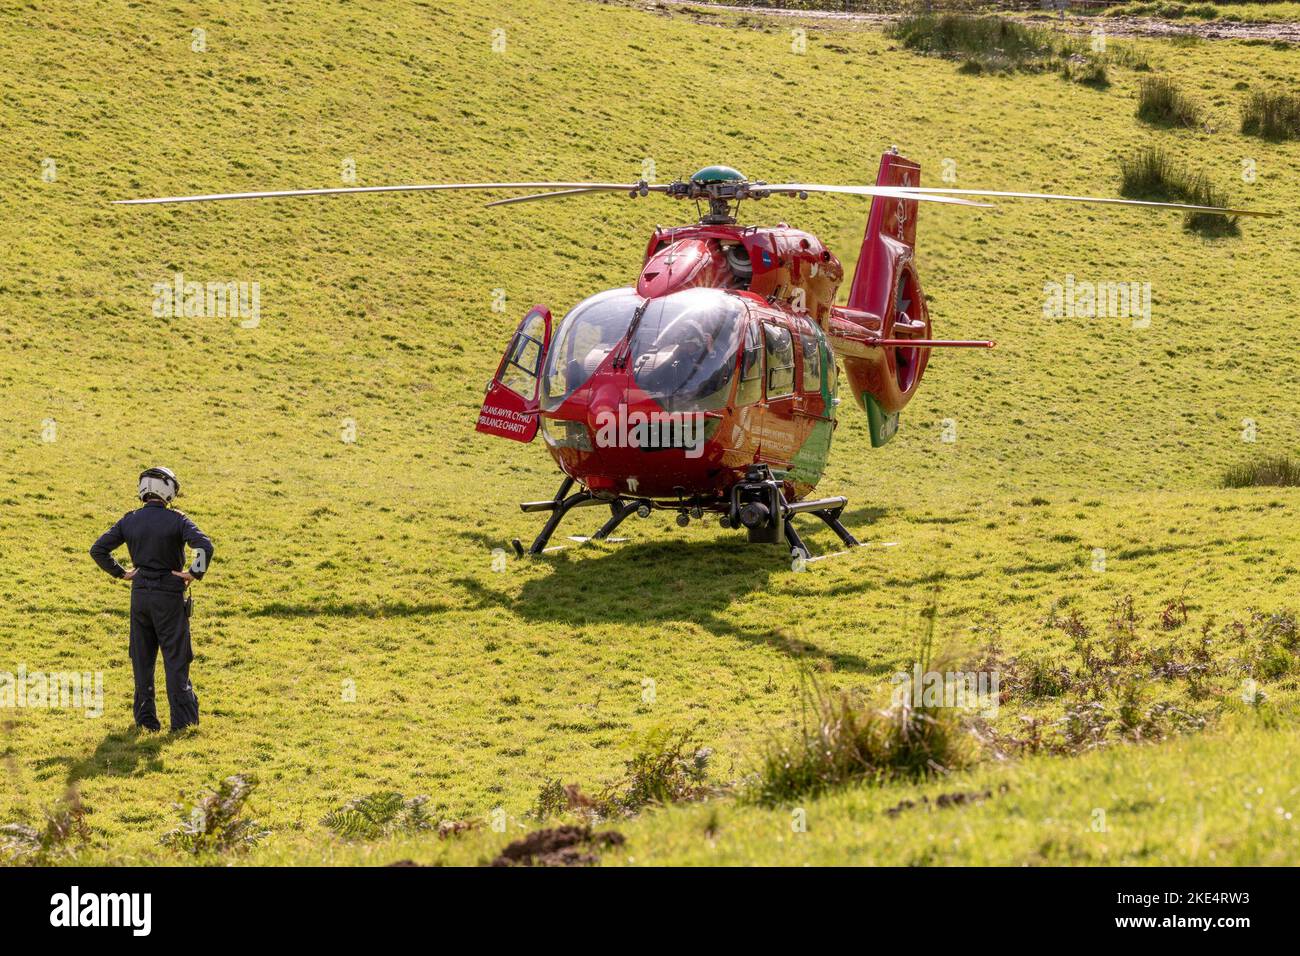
(827, 152), (935, 445)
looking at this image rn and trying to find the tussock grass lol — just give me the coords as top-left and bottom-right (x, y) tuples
(1241, 89), (1300, 140)
(1118, 147), (1239, 236)
(1060, 56), (1110, 88)
(887, 14), (1065, 73)
(1118, 146), (1181, 195)
(753, 620), (977, 804)
(752, 674), (975, 804)
(1222, 455), (1300, 488)
(1136, 75), (1203, 127)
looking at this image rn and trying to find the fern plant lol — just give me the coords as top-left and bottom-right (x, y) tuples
(160, 774), (268, 855)
(321, 792), (435, 841)
(1, 791), (90, 865)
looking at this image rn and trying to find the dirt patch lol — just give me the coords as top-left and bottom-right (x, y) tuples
(1031, 13), (1300, 44)
(490, 825), (627, 867)
(437, 819), (479, 839)
(652, 2), (1300, 45)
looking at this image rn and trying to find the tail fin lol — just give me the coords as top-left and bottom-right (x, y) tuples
(831, 150), (932, 446)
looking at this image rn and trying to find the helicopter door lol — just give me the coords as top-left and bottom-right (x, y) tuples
(759, 321), (798, 468)
(794, 317), (831, 420)
(476, 306), (552, 443)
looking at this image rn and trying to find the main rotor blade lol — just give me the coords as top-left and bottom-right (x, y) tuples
(758, 184), (992, 207)
(889, 186), (1277, 218)
(113, 182), (646, 206)
(485, 188), (611, 207)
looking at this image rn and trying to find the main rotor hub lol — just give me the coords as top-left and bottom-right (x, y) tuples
(670, 165), (763, 225)
(690, 165), (746, 186)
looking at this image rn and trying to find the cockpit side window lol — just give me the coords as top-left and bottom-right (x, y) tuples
(764, 322), (795, 398)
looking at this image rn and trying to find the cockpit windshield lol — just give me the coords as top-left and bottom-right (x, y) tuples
(629, 289), (744, 413)
(540, 288), (641, 412)
(539, 287), (745, 415)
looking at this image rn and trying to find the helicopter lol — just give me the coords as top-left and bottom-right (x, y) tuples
(116, 150), (1276, 561)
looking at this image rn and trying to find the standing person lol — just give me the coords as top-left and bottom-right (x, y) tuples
(90, 467), (215, 732)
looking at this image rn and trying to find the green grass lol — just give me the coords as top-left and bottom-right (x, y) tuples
(752, 668), (976, 805)
(887, 14), (1062, 70)
(1106, 2), (1222, 20)
(886, 13), (1122, 78)
(2, 0), (1298, 866)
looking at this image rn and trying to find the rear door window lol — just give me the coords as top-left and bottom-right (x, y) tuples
(764, 323), (795, 398)
(800, 328), (821, 393)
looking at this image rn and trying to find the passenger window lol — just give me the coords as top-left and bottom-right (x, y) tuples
(737, 321), (763, 405)
(764, 323), (795, 398)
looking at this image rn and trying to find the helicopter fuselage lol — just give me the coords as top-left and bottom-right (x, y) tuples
(475, 152), (945, 553)
(538, 221), (844, 505)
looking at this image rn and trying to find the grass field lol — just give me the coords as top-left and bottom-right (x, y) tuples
(1, 0), (1297, 865)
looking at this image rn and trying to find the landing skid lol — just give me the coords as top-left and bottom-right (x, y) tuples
(512, 478), (642, 557)
(781, 502), (861, 561)
(511, 472), (861, 561)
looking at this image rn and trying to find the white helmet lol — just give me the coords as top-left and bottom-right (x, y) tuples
(138, 466), (181, 503)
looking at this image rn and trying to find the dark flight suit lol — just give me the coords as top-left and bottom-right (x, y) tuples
(90, 501), (215, 731)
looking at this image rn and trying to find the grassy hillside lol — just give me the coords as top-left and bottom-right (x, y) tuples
(0, 0), (1296, 864)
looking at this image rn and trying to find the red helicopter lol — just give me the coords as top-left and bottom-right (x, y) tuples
(117, 151), (1274, 560)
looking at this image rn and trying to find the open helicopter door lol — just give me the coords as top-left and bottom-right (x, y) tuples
(477, 305), (552, 442)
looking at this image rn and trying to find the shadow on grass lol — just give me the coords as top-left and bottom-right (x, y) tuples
(247, 600), (453, 618)
(17, 606), (128, 617)
(452, 537), (894, 676)
(36, 727), (177, 785)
